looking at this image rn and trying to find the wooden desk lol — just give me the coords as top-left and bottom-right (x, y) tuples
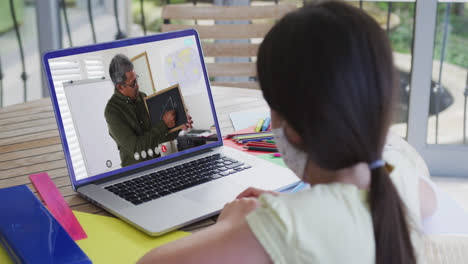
(0, 84), (425, 232)
(0, 86), (269, 231)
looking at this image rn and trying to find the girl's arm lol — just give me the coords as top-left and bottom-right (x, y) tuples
(137, 198), (271, 264)
(419, 177), (437, 220)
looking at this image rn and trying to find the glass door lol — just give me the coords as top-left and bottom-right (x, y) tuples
(347, 0), (468, 177)
(346, 0), (417, 140)
(408, 0), (468, 177)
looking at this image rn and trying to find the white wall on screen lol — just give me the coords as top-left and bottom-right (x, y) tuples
(126, 37), (215, 132)
(127, 36), (205, 96)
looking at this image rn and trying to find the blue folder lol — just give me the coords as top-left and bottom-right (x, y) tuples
(0, 185), (91, 264)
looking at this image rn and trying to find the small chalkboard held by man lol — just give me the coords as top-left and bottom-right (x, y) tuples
(144, 84), (190, 134)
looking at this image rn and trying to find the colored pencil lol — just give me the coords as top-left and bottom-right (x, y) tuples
(245, 142), (277, 148)
(245, 141), (276, 146)
(226, 131), (271, 139)
(244, 146), (278, 152)
(255, 119), (265, 132)
(265, 140), (276, 143)
(290, 182), (307, 193)
(234, 133), (274, 140)
(237, 135), (274, 141)
(261, 117), (271, 132)
(240, 138), (275, 144)
(238, 137), (275, 144)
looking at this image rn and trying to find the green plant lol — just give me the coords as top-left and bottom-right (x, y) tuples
(0, 0), (24, 34)
(132, 0), (189, 32)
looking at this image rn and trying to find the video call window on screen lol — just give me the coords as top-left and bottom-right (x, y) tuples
(48, 36), (218, 181)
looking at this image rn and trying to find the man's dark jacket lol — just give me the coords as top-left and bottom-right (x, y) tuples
(104, 90), (179, 167)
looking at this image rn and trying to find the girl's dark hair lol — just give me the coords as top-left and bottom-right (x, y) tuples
(257, 2), (415, 264)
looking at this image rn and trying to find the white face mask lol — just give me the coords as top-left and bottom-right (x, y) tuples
(272, 125), (308, 180)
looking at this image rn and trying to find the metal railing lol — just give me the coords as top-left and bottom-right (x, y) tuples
(434, 3), (451, 144)
(0, 0), (409, 105)
(60, 0), (73, 46)
(87, 0), (97, 43)
(356, 1), (468, 144)
(114, 0), (127, 39)
(2, 0), (132, 107)
(140, 0), (147, 35)
(0, 57), (3, 108)
(2, 0), (467, 145)
(9, 0), (27, 103)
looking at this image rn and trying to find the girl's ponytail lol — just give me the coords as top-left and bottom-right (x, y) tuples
(369, 166), (416, 264)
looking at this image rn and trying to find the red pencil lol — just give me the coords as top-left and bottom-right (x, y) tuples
(245, 142), (277, 148)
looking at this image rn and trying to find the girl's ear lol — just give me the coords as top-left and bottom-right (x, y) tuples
(270, 109), (282, 129)
(271, 109), (304, 147)
(284, 123), (304, 147)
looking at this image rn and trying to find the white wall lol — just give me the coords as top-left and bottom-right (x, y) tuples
(127, 36), (215, 131)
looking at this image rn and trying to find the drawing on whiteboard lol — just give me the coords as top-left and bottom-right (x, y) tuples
(145, 84), (189, 134)
(159, 96), (178, 120)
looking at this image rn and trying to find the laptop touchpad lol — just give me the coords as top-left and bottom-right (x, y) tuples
(183, 181), (245, 206)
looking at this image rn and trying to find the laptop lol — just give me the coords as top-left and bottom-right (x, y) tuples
(43, 29), (299, 236)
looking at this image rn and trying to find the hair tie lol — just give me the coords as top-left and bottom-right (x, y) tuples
(369, 159), (385, 170)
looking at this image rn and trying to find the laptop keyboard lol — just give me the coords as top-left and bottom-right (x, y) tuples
(104, 153), (251, 205)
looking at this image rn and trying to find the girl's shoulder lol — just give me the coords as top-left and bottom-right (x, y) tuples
(247, 186), (376, 264)
(383, 145), (422, 222)
(258, 183), (372, 224)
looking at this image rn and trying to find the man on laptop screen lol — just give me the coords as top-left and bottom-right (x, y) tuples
(105, 54), (193, 167)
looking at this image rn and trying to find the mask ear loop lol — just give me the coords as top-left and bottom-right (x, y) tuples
(369, 160), (385, 170)
(369, 160), (395, 173)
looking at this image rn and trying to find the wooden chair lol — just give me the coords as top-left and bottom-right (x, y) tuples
(161, 3), (296, 89)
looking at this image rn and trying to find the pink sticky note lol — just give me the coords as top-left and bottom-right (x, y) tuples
(29, 172), (87, 241)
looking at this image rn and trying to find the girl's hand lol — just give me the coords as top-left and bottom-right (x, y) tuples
(138, 197), (271, 264)
(217, 198), (259, 225)
(236, 187), (280, 199)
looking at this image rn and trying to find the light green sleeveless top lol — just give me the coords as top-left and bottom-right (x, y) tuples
(246, 147), (424, 264)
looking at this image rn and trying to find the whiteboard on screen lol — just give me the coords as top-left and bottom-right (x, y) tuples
(131, 52), (156, 95)
(63, 79), (121, 177)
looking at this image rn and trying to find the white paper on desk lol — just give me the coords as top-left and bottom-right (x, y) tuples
(199, 132), (214, 137)
(423, 184), (468, 235)
(229, 111), (270, 131)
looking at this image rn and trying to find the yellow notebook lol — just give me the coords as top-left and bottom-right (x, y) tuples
(0, 211), (189, 264)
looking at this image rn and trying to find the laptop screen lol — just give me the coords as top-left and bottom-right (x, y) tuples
(43, 30), (222, 188)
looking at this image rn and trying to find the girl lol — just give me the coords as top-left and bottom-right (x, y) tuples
(138, 2), (436, 263)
